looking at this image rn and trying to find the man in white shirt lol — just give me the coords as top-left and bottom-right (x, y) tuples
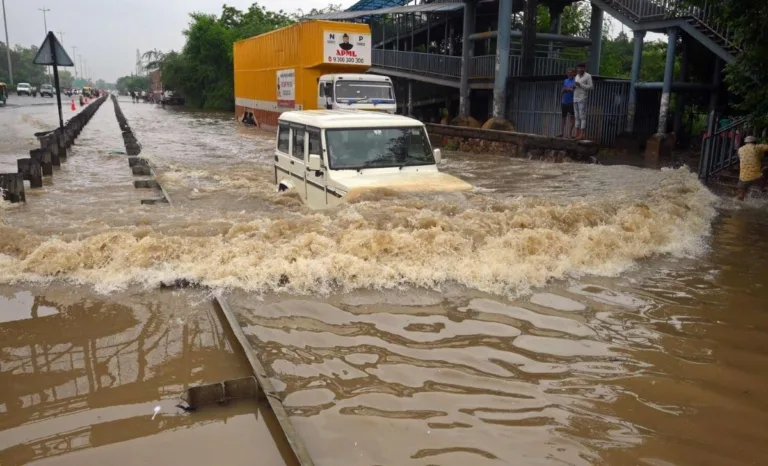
(573, 63), (593, 140)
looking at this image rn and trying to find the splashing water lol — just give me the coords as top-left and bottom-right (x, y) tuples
(0, 165), (717, 296)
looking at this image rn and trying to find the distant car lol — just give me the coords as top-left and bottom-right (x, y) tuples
(17, 83), (31, 96)
(40, 84), (55, 97)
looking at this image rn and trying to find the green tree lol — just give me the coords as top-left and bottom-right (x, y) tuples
(0, 42), (48, 85)
(116, 75), (151, 93)
(686, 0), (768, 125)
(153, 3), (295, 110)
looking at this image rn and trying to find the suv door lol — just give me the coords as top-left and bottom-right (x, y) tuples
(289, 124), (307, 200)
(305, 127), (328, 208)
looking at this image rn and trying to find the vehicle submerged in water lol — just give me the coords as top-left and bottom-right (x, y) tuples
(274, 110), (472, 209)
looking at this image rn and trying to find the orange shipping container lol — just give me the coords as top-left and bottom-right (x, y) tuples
(234, 20), (372, 127)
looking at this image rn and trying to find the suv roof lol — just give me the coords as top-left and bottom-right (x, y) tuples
(17, 83), (30, 87)
(41, 84), (54, 89)
(279, 110), (423, 129)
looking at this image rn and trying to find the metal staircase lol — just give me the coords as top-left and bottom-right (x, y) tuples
(595, 0), (742, 62)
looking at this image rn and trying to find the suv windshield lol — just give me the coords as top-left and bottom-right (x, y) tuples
(326, 127), (435, 170)
(334, 81), (393, 102)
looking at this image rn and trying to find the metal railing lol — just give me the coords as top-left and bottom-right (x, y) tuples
(606, 0), (739, 52)
(373, 49), (463, 77)
(509, 79), (643, 146)
(374, 50), (581, 79)
(698, 117), (748, 182)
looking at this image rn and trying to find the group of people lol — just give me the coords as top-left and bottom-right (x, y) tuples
(130, 90), (148, 103)
(241, 112), (258, 127)
(559, 63), (593, 140)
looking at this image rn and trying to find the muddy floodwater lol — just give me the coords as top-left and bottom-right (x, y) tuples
(2, 98), (768, 465)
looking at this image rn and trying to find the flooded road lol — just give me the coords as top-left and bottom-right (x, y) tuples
(2, 98), (767, 465)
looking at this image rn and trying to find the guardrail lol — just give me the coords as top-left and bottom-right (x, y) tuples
(698, 117), (748, 182)
(606, 0), (738, 52)
(373, 49), (463, 77)
(374, 50), (581, 80)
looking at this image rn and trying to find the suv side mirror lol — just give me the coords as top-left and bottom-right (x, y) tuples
(433, 148), (442, 164)
(308, 153), (323, 171)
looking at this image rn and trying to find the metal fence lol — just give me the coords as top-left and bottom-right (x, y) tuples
(606, 0), (737, 51)
(375, 50), (582, 80)
(373, 49), (463, 77)
(507, 78), (660, 147)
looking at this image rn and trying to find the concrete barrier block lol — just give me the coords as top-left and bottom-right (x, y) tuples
(132, 165), (152, 176)
(141, 197), (169, 205)
(128, 157), (149, 167)
(0, 173), (26, 202)
(17, 159), (43, 188)
(30, 149), (54, 176)
(134, 180), (160, 189)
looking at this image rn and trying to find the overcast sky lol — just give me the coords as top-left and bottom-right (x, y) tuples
(3, 0), (352, 82)
(3, 0), (657, 82)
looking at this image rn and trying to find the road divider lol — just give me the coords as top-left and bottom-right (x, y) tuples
(110, 95), (173, 206)
(1, 94), (108, 203)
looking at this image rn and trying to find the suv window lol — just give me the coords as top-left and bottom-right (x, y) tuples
(308, 129), (322, 158)
(277, 124), (290, 153)
(292, 128), (305, 160)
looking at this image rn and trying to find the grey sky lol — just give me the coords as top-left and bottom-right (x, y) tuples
(2, 0), (661, 83)
(2, 0), (353, 82)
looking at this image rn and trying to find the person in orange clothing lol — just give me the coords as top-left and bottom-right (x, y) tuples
(737, 136), (768, 200)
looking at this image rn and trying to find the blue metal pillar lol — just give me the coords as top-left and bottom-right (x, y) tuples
(657, 27), (677, 134)
(492, 0), (512, 118)
(588, 3), (603, 74)
(459, 0), (476, 117)
(626, 30), (645, 133)
(700, 57), (722, 180)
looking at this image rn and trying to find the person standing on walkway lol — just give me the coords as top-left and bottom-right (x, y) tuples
(737, 136), (768, 201)
(559, 68), (576, 138)
(573, 63), (593, 140)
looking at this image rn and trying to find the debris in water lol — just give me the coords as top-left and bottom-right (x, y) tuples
(152, 405), (162, 420)
(176, 403), (197, 413)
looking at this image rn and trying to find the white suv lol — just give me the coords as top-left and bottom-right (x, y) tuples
(17, 83), (31, 96)
(40, 84), (55, 97)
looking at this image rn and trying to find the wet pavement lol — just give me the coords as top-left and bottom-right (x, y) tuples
(1, 98), (768, 465)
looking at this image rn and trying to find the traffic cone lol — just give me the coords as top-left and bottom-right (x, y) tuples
(71, 100), (76, 111)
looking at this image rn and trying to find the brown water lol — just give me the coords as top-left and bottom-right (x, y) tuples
(1, 98), (768, 465)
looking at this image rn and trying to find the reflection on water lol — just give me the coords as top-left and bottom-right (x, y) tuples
(0, 285), (293, 466)
(2, 100), (768, 465)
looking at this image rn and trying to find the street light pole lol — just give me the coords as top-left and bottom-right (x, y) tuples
(38, 7), (49, 34)
(39, 7), (50, 83)
(71, 45), (77, 79)
(2, 0), (12, 84)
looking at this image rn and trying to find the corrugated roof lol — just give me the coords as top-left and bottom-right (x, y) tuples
(310, 1), (464, 20)
(346, 0), (410, 12)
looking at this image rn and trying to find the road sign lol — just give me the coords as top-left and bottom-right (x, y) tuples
(33, 32), (74, 66)
(33, 32), (74, 131)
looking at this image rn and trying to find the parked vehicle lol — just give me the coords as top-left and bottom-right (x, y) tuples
(274, 110), (471, 210)
(233, 20), (396, 127)
(16, 83), (31, 96)
(161, 90), (184, 106)
(40, 84), (55, 97)
(82, 86), (92, 97)
(318, 74), (395, 113)
(0, 82), (7, 105)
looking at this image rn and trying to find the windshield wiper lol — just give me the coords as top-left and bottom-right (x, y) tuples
(358, 154), (390, 171)
(399, 156), (427, 170)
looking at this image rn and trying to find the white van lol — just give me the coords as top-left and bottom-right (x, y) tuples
(275, 110), (471, 210)
(317, 74), (396, 114)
